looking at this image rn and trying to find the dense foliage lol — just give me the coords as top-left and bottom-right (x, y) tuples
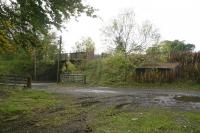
(146, 40), (196, 62)
(84, 39), (198, 84)
(0, 0), (95, 80)
(0, 33), (58, 78)
(0, 0), (95, 52)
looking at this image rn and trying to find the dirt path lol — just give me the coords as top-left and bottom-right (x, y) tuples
(2, 83), (199, 133)
(32, 83), (200, 111)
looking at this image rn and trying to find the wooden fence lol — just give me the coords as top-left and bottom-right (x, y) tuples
(60, 73), (86, 84)
(134, 52), (200, 83)
(134, 71), (177, 83)
(0, 75), (31, 88)
(169, 52), (200, 81)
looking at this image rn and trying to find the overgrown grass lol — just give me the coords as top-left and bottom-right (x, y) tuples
(61, 81), (200, 91)
(90, 107), (200, 133)
(0, 85), (84, 132)
(83, 59), (200, 91)
(99, 81), (200, 90)
(0, 86), (58, 116)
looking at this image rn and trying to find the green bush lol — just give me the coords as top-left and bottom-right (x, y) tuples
(61, 61), (77, 73)
(85, 52), (143, 85)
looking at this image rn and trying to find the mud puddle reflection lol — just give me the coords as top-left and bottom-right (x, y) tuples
(174, 95), (200, 102)
(71, 89), (118, 94)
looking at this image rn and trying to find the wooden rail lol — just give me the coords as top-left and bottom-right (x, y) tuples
(60, 73), (86, 84)
(0, 75), (31, 88)
(134, 71), (177, 83)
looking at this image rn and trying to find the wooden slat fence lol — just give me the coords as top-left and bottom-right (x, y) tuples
(0, 75), (31, 88)
(169, 52), (200, 81)
(134, 71), (177, 83)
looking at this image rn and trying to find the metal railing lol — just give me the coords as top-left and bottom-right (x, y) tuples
(60, 73), (86, 84)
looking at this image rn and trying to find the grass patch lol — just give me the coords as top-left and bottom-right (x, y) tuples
(0, 86), (58, 116)
(90, 107), (200, 133)
(0, 85), (84, 132)
(105, 81), (200, 90)
(60, 81), (200, 91)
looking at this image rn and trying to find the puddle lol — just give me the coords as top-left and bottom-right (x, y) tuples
(73, 89), (118, 94)
(153, 95), (174, 105)
(174, 95), (200, 102)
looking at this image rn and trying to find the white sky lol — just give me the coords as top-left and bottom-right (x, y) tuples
(61, 0), (200, 54)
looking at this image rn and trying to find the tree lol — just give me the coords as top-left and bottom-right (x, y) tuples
(0, 29), (14, 53)
(160, 40), (195, 53)
(102, 10), (160, 81)
(146, 45), (163, 63)
(146, 40), (196, 62)
(102, 10), (160, 54)
(0, 32), (58, 77)
(37, 32), (58, 64)
(72, 37), (95, 71)
(73, 37), (95, 53)
(0, 0), (95, 52)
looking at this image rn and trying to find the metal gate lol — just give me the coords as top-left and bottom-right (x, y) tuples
(60, 73), (86, 84)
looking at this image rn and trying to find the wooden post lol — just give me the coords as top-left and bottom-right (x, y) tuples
(57, 36), (62, 83)
(14, 75), (17, 87)
(83, 75), (86, 84)
(27, 77), (32, 88)
(34, 48), (37, 81)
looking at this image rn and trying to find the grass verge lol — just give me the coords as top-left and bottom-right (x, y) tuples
(0, 86), (58, 116)
(89, 107), (200, 133)
(0, 85), (84, 132)
(60, 81), (200, 91)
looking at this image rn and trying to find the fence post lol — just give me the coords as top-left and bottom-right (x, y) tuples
(14, 75), (17, 87)
(84, 75), (86, 84)
(27, 77), (32, 88)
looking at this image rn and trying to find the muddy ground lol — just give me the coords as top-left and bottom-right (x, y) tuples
(33, 83), (200, 111)
(2, 83), (200, 133)
(29, 83), (200, 132)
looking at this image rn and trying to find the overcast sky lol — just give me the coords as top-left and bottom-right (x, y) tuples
(61, 0), (200, 54)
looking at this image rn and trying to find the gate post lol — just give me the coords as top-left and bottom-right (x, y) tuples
(83, 75), (86, 84)
(27, 76), (32, 88)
